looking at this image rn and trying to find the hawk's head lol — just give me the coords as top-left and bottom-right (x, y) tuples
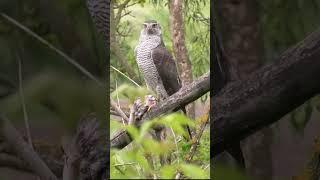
(140, 20), (162, 36)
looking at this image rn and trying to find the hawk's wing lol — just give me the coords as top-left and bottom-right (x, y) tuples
(86, 0), (110, 43)
(151, 46), (181, 96)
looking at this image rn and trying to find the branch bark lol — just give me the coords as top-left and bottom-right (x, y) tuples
(0, 115), (58, 180)
(111, 72), (210, 149)
(212, 28), (320, 156)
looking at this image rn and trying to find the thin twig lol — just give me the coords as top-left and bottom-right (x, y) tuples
(170, 127), (180, 164)
(113, 162), (136, 167)
(115, 78), (126, 125)
(17, 54), (33, 150)
(111, 66), (140, 87)
(110, 98), (129, 123)
(185, 112), (209, 162)
(114, 0), (131, 25)
(2, 12), (135, 87)
(110, 110), (130, 118)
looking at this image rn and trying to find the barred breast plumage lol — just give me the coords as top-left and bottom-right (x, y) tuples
(135, 35), (163, 93)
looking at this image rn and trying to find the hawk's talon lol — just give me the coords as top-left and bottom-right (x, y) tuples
(145, 95), (157, 111)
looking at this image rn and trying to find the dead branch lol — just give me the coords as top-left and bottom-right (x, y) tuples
(212, 28), (320, 156)
(110, 97), (129, 123)
(111, 72), (210, 149)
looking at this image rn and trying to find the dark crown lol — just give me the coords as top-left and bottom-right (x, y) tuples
(144, 20), (158, 24)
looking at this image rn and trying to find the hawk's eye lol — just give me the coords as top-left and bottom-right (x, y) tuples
(152, 24), (157, 28)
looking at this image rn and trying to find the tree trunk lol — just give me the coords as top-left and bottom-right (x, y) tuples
(168, 0), (195, 120)
(218, 0), (273, 179)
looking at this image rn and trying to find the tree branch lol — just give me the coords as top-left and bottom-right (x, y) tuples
(0, 153), (33, 173)
(110, 97), (129, 123)
(0, 115), (58, 180)
(111, 72), (210, 149)
(212, 28), (320, 156)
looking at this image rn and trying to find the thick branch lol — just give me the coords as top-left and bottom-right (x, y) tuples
(111, 72), (210, 149)
(0, 115), (58, 180)
(212, 28), (320, 156)
(0, 153), (33, 173)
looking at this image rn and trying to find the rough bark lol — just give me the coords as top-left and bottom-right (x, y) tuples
(218, 0), (273, 178)
(168, 0), (195, 120)
(212, 28), (320, 158)
(111, 72), (210, 149)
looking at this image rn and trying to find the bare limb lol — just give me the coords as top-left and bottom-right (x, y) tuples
(17, 54), (33, 149)
(110, 97), (129, 123)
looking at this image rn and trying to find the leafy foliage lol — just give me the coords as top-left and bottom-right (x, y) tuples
(110, 113), (210, 179)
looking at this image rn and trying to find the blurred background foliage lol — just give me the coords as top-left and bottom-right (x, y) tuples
(0, 0), (106, 139)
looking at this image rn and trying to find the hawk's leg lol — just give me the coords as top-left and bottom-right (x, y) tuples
(155, 79), (169, 101)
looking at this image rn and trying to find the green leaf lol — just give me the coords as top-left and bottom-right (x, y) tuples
(160, 165), (176, 179)
(138, 120), (155, 142)
(180, 163), (208, 179)
(126, 125), (140, 140)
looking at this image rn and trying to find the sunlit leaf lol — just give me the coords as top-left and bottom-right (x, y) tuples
(160, 165), (176, 179)
(180, 163), (208, 179)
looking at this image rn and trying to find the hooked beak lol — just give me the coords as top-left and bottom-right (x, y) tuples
(147, 28), (153, 35)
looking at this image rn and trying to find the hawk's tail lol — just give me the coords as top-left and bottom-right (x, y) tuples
(182, 107), (193, 140)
